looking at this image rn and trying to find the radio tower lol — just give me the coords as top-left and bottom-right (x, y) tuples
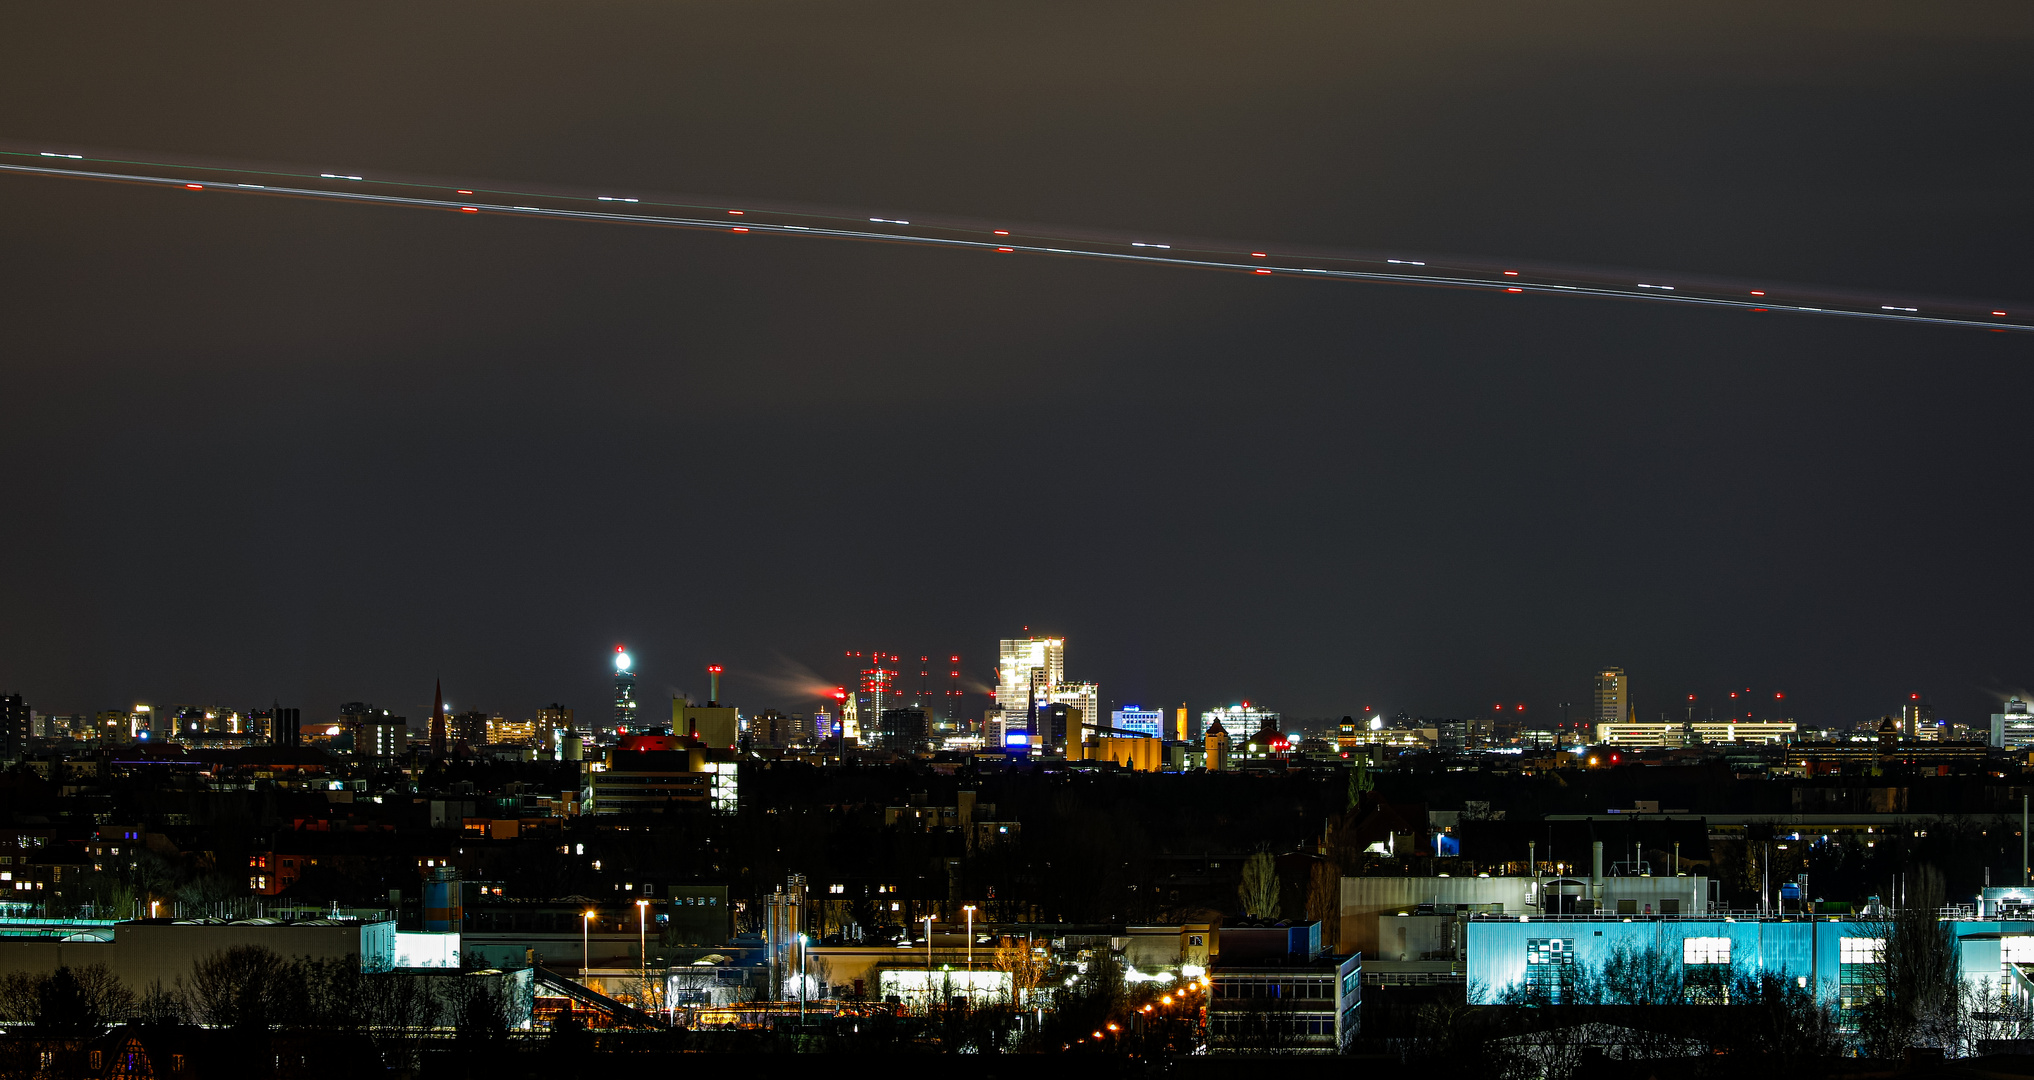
(947, 654), (961, 727)
(918, 656), (931, 709)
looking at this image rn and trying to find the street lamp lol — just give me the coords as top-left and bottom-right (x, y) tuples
(922, 914), (937, 1005)
(582, 910), (594, 978)
(961, 905), (977, 1004)
(636, 899), (649, 976)
(797, 932), (808, 1027)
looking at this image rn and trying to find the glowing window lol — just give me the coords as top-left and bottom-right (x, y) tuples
(1683, 937), (1730, 965)
(1841, 937), (1884, 964)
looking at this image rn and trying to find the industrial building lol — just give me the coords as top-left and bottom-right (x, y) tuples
(0, 916), (397, 987)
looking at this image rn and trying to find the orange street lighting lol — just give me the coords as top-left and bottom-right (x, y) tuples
(636, 899), (650, 976)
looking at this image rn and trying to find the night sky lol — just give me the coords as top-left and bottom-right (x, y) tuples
(2, 2), (2031, 728)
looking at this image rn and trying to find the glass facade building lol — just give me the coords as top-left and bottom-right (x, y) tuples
(612, 647), (638, 736)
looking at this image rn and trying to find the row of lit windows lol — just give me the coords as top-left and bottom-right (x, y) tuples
(1212, 978), (1335, 1000)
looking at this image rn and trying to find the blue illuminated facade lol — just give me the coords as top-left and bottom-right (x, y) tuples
(1467, 915), (2034, 1010)
(1112, 705), (1163, 738)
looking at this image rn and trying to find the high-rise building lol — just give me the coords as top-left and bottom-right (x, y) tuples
(612, 646), (638, 735)
(750, 709), (807, 748)
(0, 694), (28, 759)
(454, 710), (488, 747)
(487, 715), (537, 744)
(673, 699), (740, 749)
(996, 637), (1064, 733)
(994, 636), (1097, 749)
(1112, 705), (1164, 738)
(1036, 703), (1079, 749)
(129, 704), (154, 742)
(1992, 698), (2034, 751)
(1594, 668), (1630, 727)
(876, 706), (929, 751)
(537, 703), (576, 759)
(852, 654), (899, 737)
(1902, 695), (1936, 740)
(270, 706), (301, 748)
(358, 715), (407, 761)
(1200, 703), (1279, 741)
(1048, 683), (1101, 743)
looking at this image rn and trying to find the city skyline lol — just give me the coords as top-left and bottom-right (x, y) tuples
(0, 635), (1995, 733)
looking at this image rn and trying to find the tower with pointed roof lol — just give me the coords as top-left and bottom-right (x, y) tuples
(430, 679), (446, 758)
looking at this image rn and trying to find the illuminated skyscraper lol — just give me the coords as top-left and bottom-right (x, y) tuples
(996, 637), (1064, 736)
(1594, 668), (1629, 727)
(1199, 703), (1279, 740)
(613, 646), (638, 735)
(994, 635), (1098, 749)
(854, 654), (898, 737)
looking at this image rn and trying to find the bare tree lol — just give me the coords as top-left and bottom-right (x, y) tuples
(1853, 864), (1961, 1057)
(1238, 851), (1280, 920)
(1304, 861), (1341, 949)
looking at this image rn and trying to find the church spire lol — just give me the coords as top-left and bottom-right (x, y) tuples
(430, 678), (446, 758)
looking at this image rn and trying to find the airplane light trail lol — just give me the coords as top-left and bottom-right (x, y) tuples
(0, 143), (2025, 335)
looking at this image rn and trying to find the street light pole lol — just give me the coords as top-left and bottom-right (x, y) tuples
(923, 914), (937, 1007)
(797, 932), (807, 1027)
(962, 905), (976, 1004)
(637, 899), (649, 975)
(582, 910), (593, 978)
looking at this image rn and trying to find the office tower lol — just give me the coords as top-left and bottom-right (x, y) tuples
(1199, 703), (1279, 740)
(996, 637), (1064, 733)
(1037, 703), (1079, 749)
(876, 706), (930, 751)
(1594, 668), (1630, 726)
(1112, 705), (1164, 738)
(1902, 694), (1936, 740)
(994, 635), (1097, 747)
(129, 704), (154, 741)
(1993, 698), (2034, 750)
(271, 706), (301, 748)
(1047, 683), (1101, 743)
(613, 646), (638, 735)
